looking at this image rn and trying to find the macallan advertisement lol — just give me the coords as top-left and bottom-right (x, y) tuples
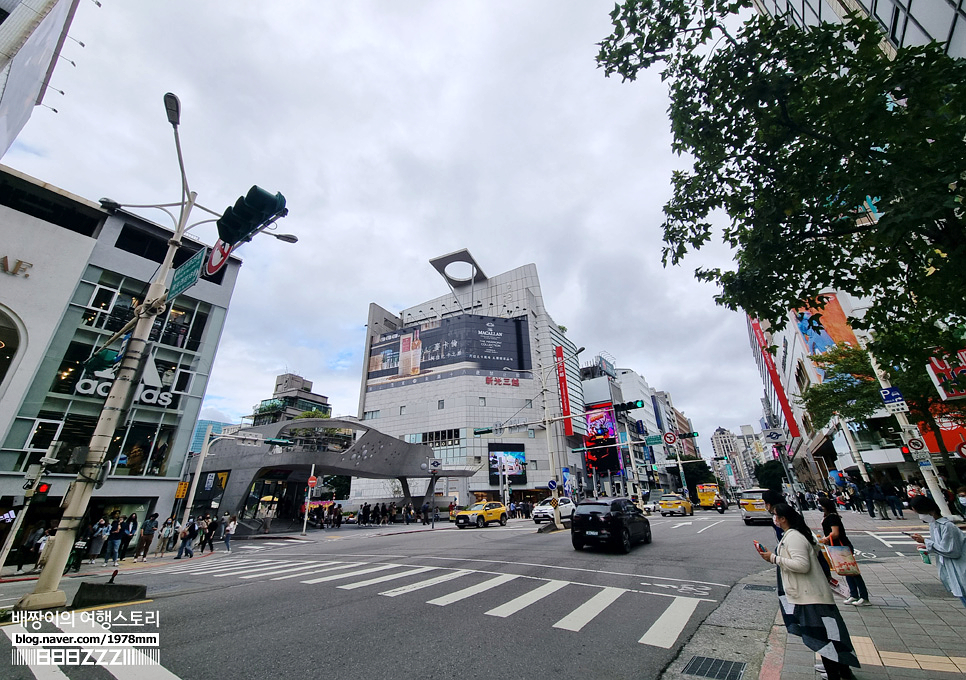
(366, 314), (532, 388)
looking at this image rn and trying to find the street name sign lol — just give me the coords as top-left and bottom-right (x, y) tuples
(645, 435), (663, 446)
(169, 247), (206, 300)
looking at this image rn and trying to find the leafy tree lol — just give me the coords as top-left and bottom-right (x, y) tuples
(596, 2), (966, 371)
(799, 343), (881, 429)
(322, 475), (351, 500)
(754, 460), (786, 491)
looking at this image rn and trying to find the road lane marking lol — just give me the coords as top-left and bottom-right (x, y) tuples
(300, 564), (400, 584)
(427, 573), (520, 606)
(671, 522), (693, 528)
(271, 562), (366, 580)
(239, 561), (340, 579)
(485, 580), (568, 618)
(696, 521), (724, 534)
(211, 561), (311, 577)
(4, 625), (71, 679)
(424, 556), (728, 588)
(553, 587), (625, 632)
(145, 559), (274, 575)
(863, 532), (917, 547)
(638, 596), (700, 647)
(379, 570), (473, 596)
(338, 566), (437, 590)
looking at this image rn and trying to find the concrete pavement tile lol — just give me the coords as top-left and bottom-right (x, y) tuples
(782, 651), (816, 666)
(905, 647), (948, 656)
(916, 662), (961, 673)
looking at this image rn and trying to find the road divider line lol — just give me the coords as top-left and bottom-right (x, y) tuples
(427, 573), (520, 606)
(638, 596), (700, 648)
(485, 580), (568, 618)
(301, 564), (400, 584)
(553, 587), (625, 632)
(379, 570), (473, 596)
(338, 566), (437, 590)
(272, 562), (366, 580)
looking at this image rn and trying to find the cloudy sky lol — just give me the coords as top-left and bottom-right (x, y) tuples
(7, 1), (768, 457)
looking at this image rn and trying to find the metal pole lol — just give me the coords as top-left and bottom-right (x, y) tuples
(431, 471), (437, 528)
(18, 192), (198, 611)
(302, 463), (315, 536)
(838, 420), (871, 482)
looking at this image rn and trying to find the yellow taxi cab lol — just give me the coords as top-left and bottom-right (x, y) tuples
(455, 501), (508, 528)
(739, 488), (772, 525)
(658, 494), (694, 517)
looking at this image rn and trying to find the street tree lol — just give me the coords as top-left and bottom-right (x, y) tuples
(596, 2), (966, 370)
(754, 460), (786, 492)
(799, 343), (881, 429)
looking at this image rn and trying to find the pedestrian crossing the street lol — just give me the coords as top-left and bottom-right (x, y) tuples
(136, 556), (714, 648)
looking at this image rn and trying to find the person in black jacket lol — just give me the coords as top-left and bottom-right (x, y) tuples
(119, 513), (138, 560)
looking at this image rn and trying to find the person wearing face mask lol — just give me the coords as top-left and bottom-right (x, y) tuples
(909, 495), (966, 609)
(956, 486), (966, 521)
(758, 504), (859, 680)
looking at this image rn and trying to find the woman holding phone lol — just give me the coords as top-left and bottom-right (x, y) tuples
(757, 503), (859, 680)
(817, 498), (871, 605)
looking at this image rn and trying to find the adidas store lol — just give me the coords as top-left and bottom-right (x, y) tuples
(0, 166), (240, 543)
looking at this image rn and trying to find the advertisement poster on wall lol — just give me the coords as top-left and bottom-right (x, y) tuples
(792, 293), (859, 382)
(488, 443), (527, 486)
(366, 314), (532, 390)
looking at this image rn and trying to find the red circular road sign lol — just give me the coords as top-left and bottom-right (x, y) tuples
(663, 432), (677, 445)
(907, 438), (925, 451)
(956, 442), (966, 461)
(307, 476), (318, 488)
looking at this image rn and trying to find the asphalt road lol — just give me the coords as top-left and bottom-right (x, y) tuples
(0, 509), (923, 680)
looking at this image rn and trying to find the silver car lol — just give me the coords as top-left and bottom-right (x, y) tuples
(532, 497), (575, 523)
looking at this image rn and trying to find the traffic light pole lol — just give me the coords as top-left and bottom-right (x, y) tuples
(0, 458), (52, 576)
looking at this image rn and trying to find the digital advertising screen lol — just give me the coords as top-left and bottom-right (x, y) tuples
(366, 314), (532, 391)
(584, 407), (622, 474)
(488, 443), (527, 486)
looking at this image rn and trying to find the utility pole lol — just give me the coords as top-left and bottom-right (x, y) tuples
(16, 94), (293, 611)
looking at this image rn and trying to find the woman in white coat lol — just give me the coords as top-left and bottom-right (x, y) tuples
(910, 495), (966, 608)
(757, 503), (859, 680)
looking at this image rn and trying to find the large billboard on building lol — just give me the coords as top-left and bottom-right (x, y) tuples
(584, 406), (622, 474)
(792, 293), (858, 382)
(488, 442), (527, 485)
(366, 314), (531, 390)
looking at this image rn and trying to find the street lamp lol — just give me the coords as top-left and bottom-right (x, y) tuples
(16, 94), (294, 611)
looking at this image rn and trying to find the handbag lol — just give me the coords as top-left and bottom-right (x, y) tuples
(825, 543), (861, 576)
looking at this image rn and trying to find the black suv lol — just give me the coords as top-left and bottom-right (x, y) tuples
(571, 497), (651, 553)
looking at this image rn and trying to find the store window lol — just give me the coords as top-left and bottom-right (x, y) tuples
(479, 397), (486, 406)
(438, 400), (444, 410)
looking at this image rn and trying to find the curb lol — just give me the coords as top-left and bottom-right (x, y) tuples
(758, 620), (786, 680)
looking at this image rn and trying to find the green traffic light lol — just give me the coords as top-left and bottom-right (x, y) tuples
(217, 185), (287, 247)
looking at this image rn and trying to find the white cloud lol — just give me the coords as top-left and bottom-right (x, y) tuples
(6, 1), (767, 454)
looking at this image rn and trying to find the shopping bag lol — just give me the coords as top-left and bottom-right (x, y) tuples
(824, 545), (860, 576)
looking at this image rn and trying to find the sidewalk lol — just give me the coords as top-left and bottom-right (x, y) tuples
(762, 509), (966, 679)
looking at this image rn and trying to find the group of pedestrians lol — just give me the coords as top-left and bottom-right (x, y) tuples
(755, 485), (966, 680)
(358, 502), (395, 527)
(507, 501), (532, 519)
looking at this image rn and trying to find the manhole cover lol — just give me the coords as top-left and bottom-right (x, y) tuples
(907, 582), (952, 600)
(683, 656), (746, 680)
(743, 584), (775, 592)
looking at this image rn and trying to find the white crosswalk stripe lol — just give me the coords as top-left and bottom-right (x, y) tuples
(379, 569), (474, 597)
(427, 573), (520, 606)
(638, 596), (700, 648)
(338, 566), (437, 590)
(553, 587), (626, 632)
(485, 579), (568, 618)
(300, 563), (401, 584)
(864, 531), (917, 547)
(271, 562), (367, 580)
(239, 562), (340, 579)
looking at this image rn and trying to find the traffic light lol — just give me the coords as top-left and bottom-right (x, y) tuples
(613, 399), (647, 413)
(33, 482), (51, 501)
(84, 348), (119, 372)
(677, 432), (699, 439)
(900, 445), (910, 456)
(216, 185), (287, 247)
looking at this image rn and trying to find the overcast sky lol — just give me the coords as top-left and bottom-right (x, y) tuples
(7, 1), (768, 458)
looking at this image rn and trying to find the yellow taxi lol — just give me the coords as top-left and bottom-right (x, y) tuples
(455, 501), (508, 528)
(658, 494), (694, 517)
(739, 488), (772, 525)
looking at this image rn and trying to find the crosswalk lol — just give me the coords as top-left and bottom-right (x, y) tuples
(139, 556), (712, 648)
(863, 531), (918, 548)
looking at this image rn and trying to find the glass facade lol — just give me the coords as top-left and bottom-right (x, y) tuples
(758, 0), (966, 57)
(1, 262), (220, 481)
